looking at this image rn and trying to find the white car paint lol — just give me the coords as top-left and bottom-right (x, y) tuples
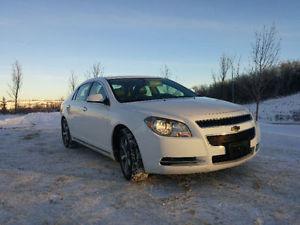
(61, 76), (260, 175)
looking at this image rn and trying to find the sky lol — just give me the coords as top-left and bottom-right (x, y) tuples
(0, 0), (299, 100)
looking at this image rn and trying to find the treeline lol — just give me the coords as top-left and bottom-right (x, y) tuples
(0, 98), (63, 114)
(192, 60), (300, 104)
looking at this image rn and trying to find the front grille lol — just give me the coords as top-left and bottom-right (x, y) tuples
(160, 157), (201, 166)
(207, 127), (255, 146)
(196, 114), (252, 128)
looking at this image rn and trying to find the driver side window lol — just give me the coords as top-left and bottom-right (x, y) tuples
(89, 82), (107, 99)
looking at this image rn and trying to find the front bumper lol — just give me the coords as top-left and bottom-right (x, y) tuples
(133, 115), (260, 175)
(147, 150), (258, 175)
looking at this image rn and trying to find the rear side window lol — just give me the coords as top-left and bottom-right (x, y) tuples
(75, 83), (91, 101)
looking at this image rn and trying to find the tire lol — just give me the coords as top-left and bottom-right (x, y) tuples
(61, 118), (76, 148)
(118, 128), (148, 181)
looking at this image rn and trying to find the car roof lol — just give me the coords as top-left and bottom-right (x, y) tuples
(104, 75), (161, 80)
(80, 76), (163, 86)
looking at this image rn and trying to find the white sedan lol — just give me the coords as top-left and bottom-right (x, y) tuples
(61, 76), (260, 181)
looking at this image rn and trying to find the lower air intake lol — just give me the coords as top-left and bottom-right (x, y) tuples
(160, 157), (202, 166)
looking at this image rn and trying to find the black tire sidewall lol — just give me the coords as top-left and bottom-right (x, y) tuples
(61, 118), (72, 148)
(119, 129), (134, 180)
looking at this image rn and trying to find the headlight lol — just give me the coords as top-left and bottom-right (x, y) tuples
(144, 117), (192, 137)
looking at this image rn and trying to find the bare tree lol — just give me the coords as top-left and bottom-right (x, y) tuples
(230, 56), (241, 102)
(160, 64), (172, 79)
(219, 54), (231, 83)
(69, 70), (78, 92)
(1, 97), (8, 113)
(92, 62), (104, 78)
(8, 60), (23, 113)
(246, 25), (280, 121)
(216, 54), (232, 98)
(211, 70), (217, 85)
(86, 62), (104, 78)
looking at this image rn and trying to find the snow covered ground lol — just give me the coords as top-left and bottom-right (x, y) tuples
(246, 92), (300, 123)
(0, 109), (299, 224)
(0, 112), (59, 129)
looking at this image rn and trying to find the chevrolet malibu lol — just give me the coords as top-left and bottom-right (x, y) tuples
(61, 77), (260, 181)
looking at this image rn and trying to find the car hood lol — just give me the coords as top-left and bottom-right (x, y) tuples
(126, 97), (245, 118)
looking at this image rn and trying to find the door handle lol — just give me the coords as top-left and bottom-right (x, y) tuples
(82, 106), (87, 112)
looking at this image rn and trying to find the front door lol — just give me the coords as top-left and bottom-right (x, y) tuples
(84, 82), (111, 152)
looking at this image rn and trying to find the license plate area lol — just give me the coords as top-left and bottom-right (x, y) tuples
(212, 140), (252, 163)
(228, 140), (250, 152)
(226, 140), (251, 159)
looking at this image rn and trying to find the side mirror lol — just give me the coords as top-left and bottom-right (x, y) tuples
(87, 94), (105, 103)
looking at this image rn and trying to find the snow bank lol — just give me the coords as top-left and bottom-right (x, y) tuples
(245, 92), (300, 122)
(0, 112), (60, 129)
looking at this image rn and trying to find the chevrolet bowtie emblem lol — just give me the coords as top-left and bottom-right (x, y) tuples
(231, 125), (240, 132)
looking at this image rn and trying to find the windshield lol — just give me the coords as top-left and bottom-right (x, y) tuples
(107, 78), (197, 103)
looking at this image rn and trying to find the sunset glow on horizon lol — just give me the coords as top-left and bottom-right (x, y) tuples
(1, 0), (299, 100)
